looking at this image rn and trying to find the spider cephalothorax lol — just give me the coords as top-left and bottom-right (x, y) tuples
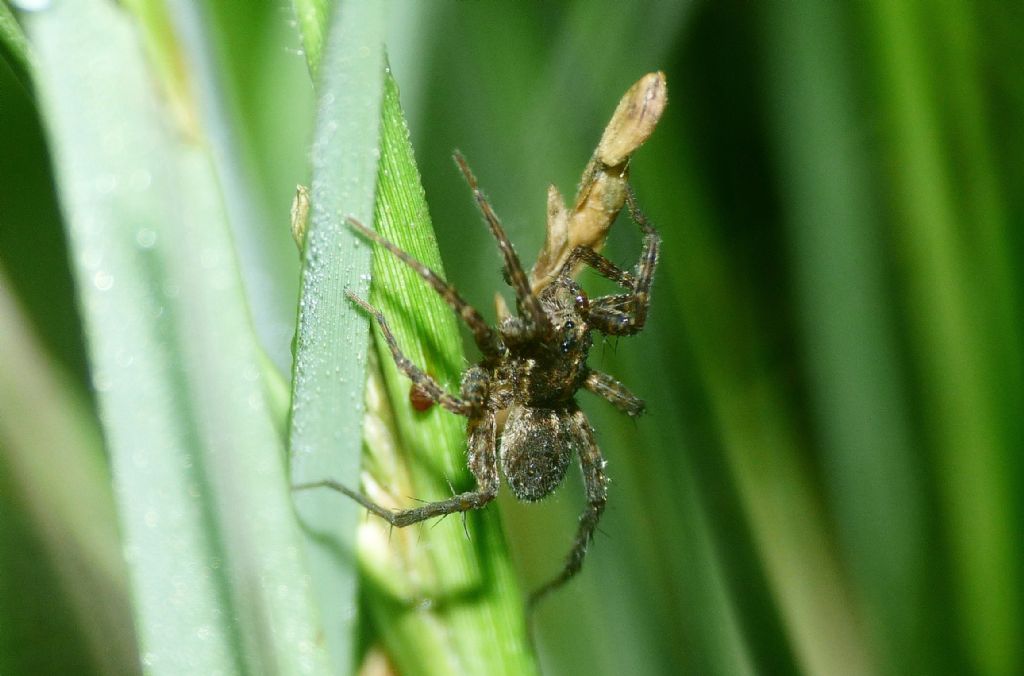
(298, 151), (660, 607)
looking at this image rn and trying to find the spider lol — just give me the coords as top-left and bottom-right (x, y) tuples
(298, 151), (660, 608)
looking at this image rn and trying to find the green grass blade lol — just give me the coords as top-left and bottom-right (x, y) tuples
(760, 2), (931, 670)
(22, 1), (330, 672)
(0, 2), (30, 86)
(290, 0), (329, 78)
(357, 72), (536, 675)
(163, 2), (302, 373)
(0, 264), (137, 674)
(641, 115), (873, 676)
(286, 1), (388, 671)
(862, 1), (1021, 671)
(289, 3), (534, 672)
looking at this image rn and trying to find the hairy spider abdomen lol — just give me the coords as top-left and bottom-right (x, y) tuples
(500, 404), (583, 501)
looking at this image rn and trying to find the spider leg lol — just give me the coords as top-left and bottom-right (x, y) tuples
(347, 217), (502, 360)
(558, 246), (636, 289)
(529, 409), (608, 610)
(294, 413), (499, 527)
(452, 151), (550, 339)
(347, 292), (474, 416)
(584, 369), (645, 417)
(587, 187), (660, 336)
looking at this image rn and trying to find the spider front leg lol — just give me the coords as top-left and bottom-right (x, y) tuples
(453, 151), (551, 341)
(346, 217), (503, 361)
(529, 409), (608, 610)
(295, 412), (499, 527)
(558, 245), (636, 289)
(346, 292), (482, 415)
(586, 187), (661, 336)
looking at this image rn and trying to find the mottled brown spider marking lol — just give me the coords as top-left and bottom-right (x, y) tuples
(299, 153), (660, 611)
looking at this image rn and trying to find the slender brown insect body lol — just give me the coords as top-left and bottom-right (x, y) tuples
(296, 151), (660, 609)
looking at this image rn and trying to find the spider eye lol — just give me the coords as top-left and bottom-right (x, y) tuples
(565, 321), (575, 331)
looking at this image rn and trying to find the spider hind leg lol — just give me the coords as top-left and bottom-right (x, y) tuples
(294, 413), (500, 527)
(528, 408), (608, 609)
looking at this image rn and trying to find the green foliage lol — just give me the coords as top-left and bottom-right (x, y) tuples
(15, 1), (330, 673)
(287, 0), (386, 670)
(0, 3), (29, 82)
(2, 1), (1021, 675)
(359, 73), (535, 676)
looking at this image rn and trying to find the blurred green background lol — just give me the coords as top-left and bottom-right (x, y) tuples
(2, 1), (1022, 674)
